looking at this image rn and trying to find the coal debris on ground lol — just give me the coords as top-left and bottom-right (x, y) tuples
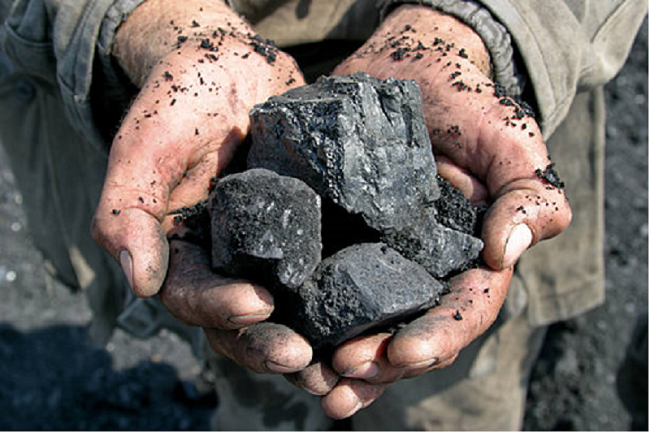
(209, 168), (322, 291)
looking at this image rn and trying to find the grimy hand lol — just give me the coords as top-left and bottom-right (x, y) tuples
(91, 0), (311, 375)
(287, 5), (572, 418)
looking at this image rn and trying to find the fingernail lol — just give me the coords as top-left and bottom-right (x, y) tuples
(396, 357), (438, 370)
(119, 249), (134, 290)
(503, 224), (533, 268)
(228, 313), (271, 327)
(265, 360), (300, 374)
(343, 361), (379, 379)
(339, 401), (364, 419)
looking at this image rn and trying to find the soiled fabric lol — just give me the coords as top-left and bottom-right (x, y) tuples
(0, 0), (646, 430)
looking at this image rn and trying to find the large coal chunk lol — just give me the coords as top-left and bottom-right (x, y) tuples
(209, 168), (322, 290)
(292, 243), (448, 349)
(383, 212), (484, 278)
(247, 72), (439, 233)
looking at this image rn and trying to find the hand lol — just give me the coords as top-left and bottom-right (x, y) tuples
(91, 0), (311, 374)
(288, 5), (572, 418)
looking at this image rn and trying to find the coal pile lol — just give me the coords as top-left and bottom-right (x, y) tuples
(209, 73), (483, 349)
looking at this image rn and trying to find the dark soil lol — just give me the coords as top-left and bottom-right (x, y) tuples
(0, 21), (646, 430)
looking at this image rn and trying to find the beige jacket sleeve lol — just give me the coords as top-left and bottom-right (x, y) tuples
(379, 0), (648, 136)
(478, 0), (647, 137)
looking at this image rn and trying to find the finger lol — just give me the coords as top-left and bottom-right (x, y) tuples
(90, 110), (206, 298)
(321, 378), (389, 419)
(91, 205), (169, 298)
(284, 361), (340, 396)
(160, 238), (274, 329)
(481, 179), (572, 269)
(401, 353), (458, 379)
(333, 332), (460, 383)
(435, 155), (489, 206)
(204, 322), (312, 374)
(387, 266), (512, 369)
(332, 333), (405, 384)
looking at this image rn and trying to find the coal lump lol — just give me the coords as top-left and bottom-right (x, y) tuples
(209, 168), (322, 291)
(382, 210), (484, 278)
(248, 72), (440, 234)
(293, 243), (448, 348)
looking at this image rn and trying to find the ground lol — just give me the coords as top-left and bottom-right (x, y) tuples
(0, 21), (647, 431)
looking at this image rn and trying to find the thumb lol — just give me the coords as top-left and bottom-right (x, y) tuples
(91, 115), (188, 298)
(481, 178), (572, 270)
(92, 205), (169, 298)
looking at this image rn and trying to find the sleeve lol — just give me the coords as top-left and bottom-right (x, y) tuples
(380, 0), (648, 138)
(1, 0), (148, 149)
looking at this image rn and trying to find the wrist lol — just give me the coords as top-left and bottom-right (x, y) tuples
(384, 5), (492, 79)
(113, 0), (252, 87)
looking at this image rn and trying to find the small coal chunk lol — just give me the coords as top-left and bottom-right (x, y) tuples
(383, 211), (484, 279)
(435, 176), (482, 236)
(292, 243), (448, 349)
(535, 163), (565, 189)
(248, 72), (440, 234)
(209, 168), (322, 291)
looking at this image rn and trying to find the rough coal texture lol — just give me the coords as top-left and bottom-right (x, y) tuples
(382, 213), (484, 278)
(289, 243), (448, 349)
(209, 168), (322, 291)
(247, 72), (440, 234)
(247, 73), (483, 279)
(436, 175), (485, 237)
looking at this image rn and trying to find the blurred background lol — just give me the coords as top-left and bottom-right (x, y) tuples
(0, 19), (646, 431)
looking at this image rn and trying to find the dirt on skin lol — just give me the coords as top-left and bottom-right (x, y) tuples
(0, 19), (646, 432)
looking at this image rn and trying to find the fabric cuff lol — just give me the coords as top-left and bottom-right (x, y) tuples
(93, 0), (149, 141)
(378, 0), (525, 98)
(97, 0), (149, 60)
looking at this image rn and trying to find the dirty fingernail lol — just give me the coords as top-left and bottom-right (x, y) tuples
(343, 361), (379, 379)
(396, 357), (438, 370)
(340, 401), (364, 419)
(228, 313), (271, 327)
(503, 224), (533, 268)
(119, 249), (134, 291)
(265, 360), (301, 374)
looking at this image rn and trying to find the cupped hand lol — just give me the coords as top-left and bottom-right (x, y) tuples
(288, 4), (572, 418)
(91, 0), (311, 374)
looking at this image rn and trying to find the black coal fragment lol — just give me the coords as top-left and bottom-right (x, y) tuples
(292, 243), (448, 349)
(209, 168), (322, 291)
(247, 72), (440, 234)
(382, 212), (484, 278)
(435, 175), (484, 236)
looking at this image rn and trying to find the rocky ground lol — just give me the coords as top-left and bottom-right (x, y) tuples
(0, 21), (646, 431)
